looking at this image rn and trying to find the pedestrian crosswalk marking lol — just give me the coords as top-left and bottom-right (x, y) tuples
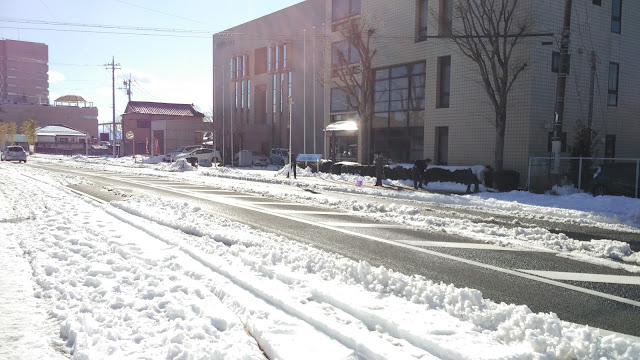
(517, 270), (640, 285)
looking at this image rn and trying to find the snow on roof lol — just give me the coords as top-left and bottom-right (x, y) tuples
(36, 124), (86, 136)
(125, 101), (204, 117)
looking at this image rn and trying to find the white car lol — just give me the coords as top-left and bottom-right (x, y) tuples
(175, 148), (221, 166)
(269, 148), (289, 165)
(1, 146), (27, 163)
(251, 152), (270, 167)
(164, 145), (203, 162)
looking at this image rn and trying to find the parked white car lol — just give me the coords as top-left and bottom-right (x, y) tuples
(269, 148), (289, 165)
(1, 146), (27, 163)
(163, 145), (203, 162)
(175, 148), (221, 166)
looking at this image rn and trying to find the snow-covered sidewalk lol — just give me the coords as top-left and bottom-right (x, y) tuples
(1, 156), (639, 359)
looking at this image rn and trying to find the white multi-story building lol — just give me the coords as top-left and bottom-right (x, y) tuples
(214, 0), (638, 183)
(323, 0), (639, 182)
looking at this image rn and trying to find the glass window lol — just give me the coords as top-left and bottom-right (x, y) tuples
(332, 40), (360, 67)
(439, 0), (452, 36)
(241, 80), (245, 109)
(247, 80), (251, 110)
(551, 52), (570, 73)
(272, 74), (277, 115)
(332, 0), (361, 22)
(611, 0), (621, 34)
(608, 62), (619, 106)
(417, 0), (429, 40)
(437, 56), (451, 108)
(330, 88), (349, 112)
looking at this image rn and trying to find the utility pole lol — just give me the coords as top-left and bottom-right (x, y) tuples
(105, 56), (121, 158)
(587, 51), (596, 130)
(312, 25), (317, 155)
(551, 0), (572, 175)
(303, 29), (307, 155)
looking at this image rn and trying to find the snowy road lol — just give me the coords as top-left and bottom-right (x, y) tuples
(1, 156), (640, 359)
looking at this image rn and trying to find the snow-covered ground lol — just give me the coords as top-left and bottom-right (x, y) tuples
(1, 154), (639, 359)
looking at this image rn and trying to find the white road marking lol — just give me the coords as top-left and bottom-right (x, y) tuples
(245, 202), (310, 206)
(517, 270), (640, 285)
(320, 222), (405, 228)
(37, 165), (640, 308)
(399, 240), (535, 252)
(270, 210), (347, 215)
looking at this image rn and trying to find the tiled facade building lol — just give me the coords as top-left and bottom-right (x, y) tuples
(213, 0), (326, 163)
(0, 39), (49, 105)
(215, 0), (639, 180)
(324, 0), (639, 176)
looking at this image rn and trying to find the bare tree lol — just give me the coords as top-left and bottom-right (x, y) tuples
(445, 0), (532, 171)
(328, 17), (378, 165)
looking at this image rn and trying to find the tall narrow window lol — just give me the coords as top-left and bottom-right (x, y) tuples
(230, 58), (235, 79)
(417, 0), (429, 40)
(236, 56), (242, 79)
(439, 0), (452, 36)
(242, 54), (247, 77)
(247, 80), (251, 110)
(268, 47), (273, 73)
(280, 72), (285, 113)
(283, 43), (288, 69)
(437, 56), (451, 108)
(288, 72), (292, 98)
(608, 62), (619, 106)
(272, 74), (277, 116)
(611, 0), (622, 34)
(275, 45), (280, 71)
(235, 82), (239, 109)
(241, 80), (245, 109)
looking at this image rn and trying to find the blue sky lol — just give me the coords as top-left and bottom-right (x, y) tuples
(1, 0), (303, 124)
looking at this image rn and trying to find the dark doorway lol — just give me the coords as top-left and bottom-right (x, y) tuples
(153, 130), (164, 155)
(435, 126), (449, 165)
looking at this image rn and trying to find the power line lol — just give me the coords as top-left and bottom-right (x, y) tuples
(111, 0), (208, 25)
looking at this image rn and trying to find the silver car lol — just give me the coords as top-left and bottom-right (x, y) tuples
(163, 145), (203, 162)
(1, 146), (27, 163)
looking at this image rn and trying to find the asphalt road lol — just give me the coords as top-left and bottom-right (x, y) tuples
(28, 163), (640, 338)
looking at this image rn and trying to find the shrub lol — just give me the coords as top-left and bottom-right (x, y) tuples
(493, 170), (520, 192)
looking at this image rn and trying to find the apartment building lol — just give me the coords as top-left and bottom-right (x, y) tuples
(0, 40), (99, 139)
(323, 0), (639, 180)
(0, 39), (48, 104)
(212, 0), (326, 163)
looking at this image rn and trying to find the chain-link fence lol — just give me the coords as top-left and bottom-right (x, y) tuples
(527, 157), (640, 197)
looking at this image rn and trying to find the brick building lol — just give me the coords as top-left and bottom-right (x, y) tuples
(121, 101), (211, 156)
(0, 39), (48, 104)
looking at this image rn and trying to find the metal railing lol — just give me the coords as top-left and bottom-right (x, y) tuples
(527, 157), (640, 198)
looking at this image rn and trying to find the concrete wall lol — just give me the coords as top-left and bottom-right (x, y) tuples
(0, 103), (99, 138)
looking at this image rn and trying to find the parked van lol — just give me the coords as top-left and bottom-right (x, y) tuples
(270, 148), (289, 165)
